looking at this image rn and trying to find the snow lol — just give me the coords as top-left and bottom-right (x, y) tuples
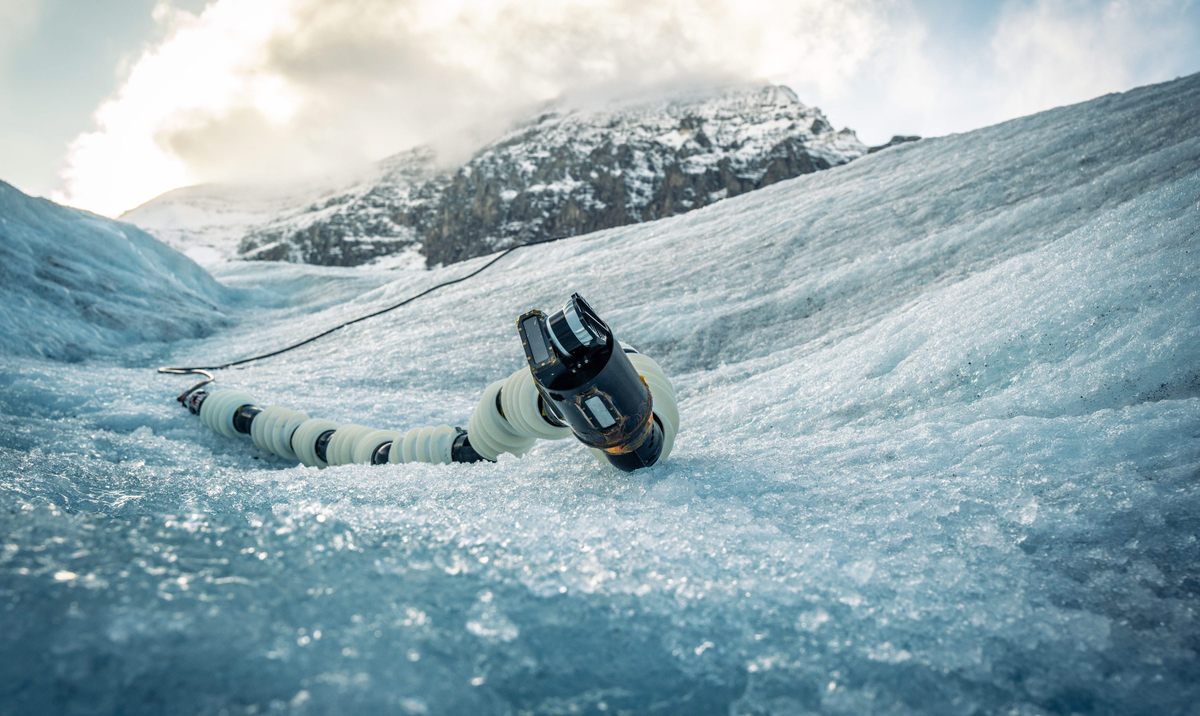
(120, 148), (440, 266)
(0, 181), (231, 361)
(3, 73), (1200, 715)
(118, 182), (317, 265)
(365, 247), (429, 272)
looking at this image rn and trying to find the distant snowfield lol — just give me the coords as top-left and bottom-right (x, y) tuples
(117, 172), (395, 266)
(2, 75), (1199, 714)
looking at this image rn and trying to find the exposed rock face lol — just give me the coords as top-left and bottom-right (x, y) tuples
(239, 147), (448, 267)
(128, 85), (868, 268)
(422, 85), (866, 265)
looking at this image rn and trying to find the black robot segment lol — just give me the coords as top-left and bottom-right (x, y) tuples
(517, 294), (665, 471)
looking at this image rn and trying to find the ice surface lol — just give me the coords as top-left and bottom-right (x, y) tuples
(2, 74), (1200, 715)
(0, 182), (232, 361)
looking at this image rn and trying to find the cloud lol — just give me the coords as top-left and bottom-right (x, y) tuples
(57, 0), (905, 216)
(57, 0), (1200, 217)
(56, 0), (302, 215)
(790, 0), (1200, 144)
(988, 0), (1199, 119)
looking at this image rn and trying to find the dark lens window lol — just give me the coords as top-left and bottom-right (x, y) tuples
(523, 316), (550, 364)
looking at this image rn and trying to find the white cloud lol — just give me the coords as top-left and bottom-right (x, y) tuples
(988, 0), (1198, 119)
(56, 0), (301, 215)
(786, 0), (1200, 144)
(57, 0), (909, 216)
(56, 0), (1200, 217)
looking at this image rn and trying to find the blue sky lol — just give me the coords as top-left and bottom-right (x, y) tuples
(2, 0), (1197, 216)
(1, 1), (208, 198)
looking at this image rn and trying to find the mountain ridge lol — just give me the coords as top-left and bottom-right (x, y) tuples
(123, 83), (868, 267)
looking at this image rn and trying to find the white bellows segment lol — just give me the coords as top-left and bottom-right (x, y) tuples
(325, 425), (377, 467)
(199, 390), (255, 439)
(249, 406), (310, 460)
(352, 429), (402, 465)
(291, 418), (342, 468)
(467, 377), (541, 461)
(501, 367), (573, 441)
(627, 351), (679, 460)
(197, 352), (675, 468)
(389, 425), (456, 464)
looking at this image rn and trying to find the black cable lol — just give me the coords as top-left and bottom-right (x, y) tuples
(157, 235), (566, 377)
(159, 368), (215, 403)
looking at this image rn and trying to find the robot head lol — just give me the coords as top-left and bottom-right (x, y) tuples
(516, 294), (664, 471)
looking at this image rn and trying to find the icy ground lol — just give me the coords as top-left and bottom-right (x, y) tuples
(3, 74), (1200, 715)
(0, 183), (229, 361)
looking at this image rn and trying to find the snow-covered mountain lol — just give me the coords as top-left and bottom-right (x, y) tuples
(4, 73), (1200, 715)
(421, 85), (865, 266)
(123, 85), (867, 267)
(121, 146), (445, 268)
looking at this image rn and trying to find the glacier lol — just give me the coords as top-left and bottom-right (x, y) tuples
(0, 182), (231, 362)
(1, 73), (1199, 715)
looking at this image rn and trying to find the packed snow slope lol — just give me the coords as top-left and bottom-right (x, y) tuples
(2, 73), (1199, 715)
(0, 181), (232, 361)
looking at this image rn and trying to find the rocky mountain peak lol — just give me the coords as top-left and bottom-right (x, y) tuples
(125, 84), (868, 267)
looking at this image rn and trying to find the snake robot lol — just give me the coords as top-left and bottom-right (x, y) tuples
(175, 294), (679, 472)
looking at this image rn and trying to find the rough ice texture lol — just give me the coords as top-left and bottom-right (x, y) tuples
(122, 85), (865, 268)
(0, 181), (232, 361)
(2, 73), (1200, 715)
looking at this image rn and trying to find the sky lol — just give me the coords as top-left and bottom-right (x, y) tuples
(1, 0), (1198, 218)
